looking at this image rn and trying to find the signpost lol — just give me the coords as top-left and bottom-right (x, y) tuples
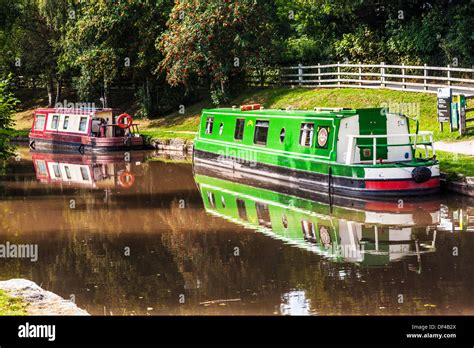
(437, 87), (451, 132)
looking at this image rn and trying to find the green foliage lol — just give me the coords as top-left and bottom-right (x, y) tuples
(0, 74), (19, 159)
(210, 89), (229, 107)
(335, 26), (384, 64)
(1, 0), (473, 119)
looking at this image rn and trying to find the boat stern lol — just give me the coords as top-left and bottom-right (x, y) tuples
(359, 162), (440, 197)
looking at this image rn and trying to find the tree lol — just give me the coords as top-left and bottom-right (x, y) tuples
(158, 0), (276, 104)
(61, 0), (172, 112)
(0, 74), (19, 159)
(0, 0), (73, 106)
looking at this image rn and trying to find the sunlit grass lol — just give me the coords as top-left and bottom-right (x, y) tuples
(414, 148), (474, 178)
(0, 290), (27, 316)
(436, 151), (474, 178)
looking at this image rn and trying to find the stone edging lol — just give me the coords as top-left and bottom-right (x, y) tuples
(441, 174), (474, 197)
(0, 279), (89, 315)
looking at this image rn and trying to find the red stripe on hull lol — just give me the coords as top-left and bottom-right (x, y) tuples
(365, 177), (440, 190)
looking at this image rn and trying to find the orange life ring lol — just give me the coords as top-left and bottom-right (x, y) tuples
(117, 113), (133, 129)
(118, 171), (135, 188)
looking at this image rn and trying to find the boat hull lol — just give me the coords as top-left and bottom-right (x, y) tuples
(193, 149), (440, 199)
(29, 133), (146, 153)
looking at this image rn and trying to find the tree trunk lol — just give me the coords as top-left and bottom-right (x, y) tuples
(103, 77), (109, 108)
(46, 75), (55, 107)
(55, 79), (63, 105)
(220, 79), (225, 95)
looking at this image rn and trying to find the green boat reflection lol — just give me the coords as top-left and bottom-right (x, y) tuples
(194, 165), (440, 270)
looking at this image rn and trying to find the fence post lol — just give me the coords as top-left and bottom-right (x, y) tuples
(402, 63), (406, 89)
(358, 63), (362, 86)
(447, 65), (451, 86)
(424, 63), (428, 91)
(337, 62), (341, 86)
(318, 63), (321, 86)
(380, 62), (385, 87)
(298, 63), (303, 87)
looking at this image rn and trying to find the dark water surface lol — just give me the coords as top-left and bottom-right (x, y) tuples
(1, 146), (473, 315)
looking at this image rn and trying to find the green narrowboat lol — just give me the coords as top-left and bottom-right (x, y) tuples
(193, 168), (438, 268)
(193, 104), (440, 198)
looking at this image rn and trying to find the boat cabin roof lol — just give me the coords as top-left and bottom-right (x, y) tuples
(202, 107), (386, 119)
(35, 108), (113, 116)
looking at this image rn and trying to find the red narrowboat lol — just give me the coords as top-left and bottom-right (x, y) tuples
(29, 108), (145, 153)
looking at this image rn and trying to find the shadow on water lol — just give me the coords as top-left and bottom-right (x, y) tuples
(0, 146), (473, 315)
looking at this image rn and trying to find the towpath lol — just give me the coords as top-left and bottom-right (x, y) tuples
(435, 140), (474, 156)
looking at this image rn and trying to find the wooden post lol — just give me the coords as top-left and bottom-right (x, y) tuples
(372, 137), (377, 165)
(447, 64), (451, 86)
(424, 63), (428, 91)
(380, 62), (385, 88)
(298, 64), (303, 87)
(359, 63), (362, 86)
(337, 62), (341, 86)
(402, 63), (406, 89)
(318, 63), (321, 86)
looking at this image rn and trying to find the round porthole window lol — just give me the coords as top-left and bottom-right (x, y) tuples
(279, 128), (286, 143)
(219, 123), (224, 135)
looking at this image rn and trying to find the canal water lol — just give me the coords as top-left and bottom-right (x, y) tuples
(0, 146), (473, 315)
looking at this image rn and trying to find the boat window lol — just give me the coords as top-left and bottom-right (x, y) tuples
(279, 128), (286, 143)
(205, 117), (214, 134)
(221, 196), (226, 208)
(34, 115), (46, 131)
(64, 166), (72, 179)
(301, 220), (316, 243)
(282, 215), (288, 229)
(63, 116), (69, 130)
(253, 120), (269, 146)
(234, 118), (245, 140)
(80, 167), (90, 181)
(51, 115), (59, 130)
(207, 191), (216, 208)
(219, 122), (224, 136)
(79, 117), (88, 132)
(52, 164), (61, 179)
(236, 199), (248, 221)
(299, 123), (314, 147)
(36, 160), (47, 176)
(256, 202), (272, 229)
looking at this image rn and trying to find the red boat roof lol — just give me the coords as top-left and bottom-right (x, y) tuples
(35, 107), (113, 114)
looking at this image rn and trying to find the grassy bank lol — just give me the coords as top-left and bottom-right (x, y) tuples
(0, 290), (27, 315)
(138, 87), (472, 142)
(13, 87), (473, 142)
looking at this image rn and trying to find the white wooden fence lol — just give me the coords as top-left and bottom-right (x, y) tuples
(247, 62), (474, 95)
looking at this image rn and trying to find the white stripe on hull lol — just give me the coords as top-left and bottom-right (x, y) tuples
(364, 165), (440, 180)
